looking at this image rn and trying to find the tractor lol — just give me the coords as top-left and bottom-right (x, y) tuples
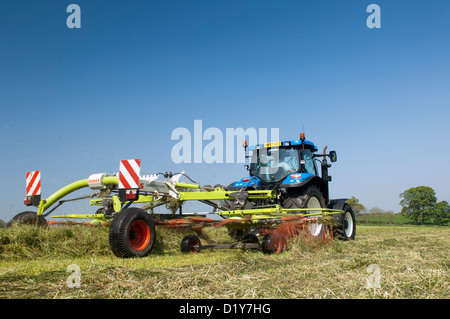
(222, 133), (356, 243)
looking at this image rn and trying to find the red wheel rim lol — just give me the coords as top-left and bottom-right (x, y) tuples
(129, 220), (151, 251)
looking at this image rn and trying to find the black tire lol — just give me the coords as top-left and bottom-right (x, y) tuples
(241, 233), (259, 244)
(332, 204), (356, 241)
(261, 232), (287, 254)
(7, 211), (48, 227)
(282, 185), (327, 240)
(109, 208), (156, 258)
(181, 234), (202, 253)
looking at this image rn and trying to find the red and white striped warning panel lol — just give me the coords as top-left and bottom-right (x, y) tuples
(26, 171), (41, 196)
(119, 159), (141, 189)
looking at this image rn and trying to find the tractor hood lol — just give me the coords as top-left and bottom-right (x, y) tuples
(230, 176), (261, 189)
(281, 173), (315, 185)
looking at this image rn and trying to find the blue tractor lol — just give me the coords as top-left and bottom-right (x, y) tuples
(225, 133), (356, 242)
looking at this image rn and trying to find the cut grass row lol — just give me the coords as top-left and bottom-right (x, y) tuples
(0, 224), (448, 299)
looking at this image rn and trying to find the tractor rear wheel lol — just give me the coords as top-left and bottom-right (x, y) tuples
(283, 185), (327, 240)
(331, 204), (356, 241)
(8, 211), (48, 227)
(109, 208), (156, 258)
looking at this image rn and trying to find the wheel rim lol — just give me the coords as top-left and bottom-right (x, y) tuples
(190, 238), (200, 253)
(344, 212), (354, 237)
(128, 220), (151, 251)
(307, 196), (322, 236)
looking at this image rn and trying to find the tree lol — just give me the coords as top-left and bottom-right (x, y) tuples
(399, 186), (437, 225)
(346, 196), (366, 215)
(433, 201), (450, 226)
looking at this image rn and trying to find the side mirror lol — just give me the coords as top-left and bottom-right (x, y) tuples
(244, 164), (249, 171)
(329, 151), (337, 162)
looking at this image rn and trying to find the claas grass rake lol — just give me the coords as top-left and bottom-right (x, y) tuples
(10, 134), (356, 257)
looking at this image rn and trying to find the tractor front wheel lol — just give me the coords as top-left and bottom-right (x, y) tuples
(109, 208), (156, 258)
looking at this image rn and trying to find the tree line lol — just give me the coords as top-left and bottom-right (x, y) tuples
(348, 186), (449, 226)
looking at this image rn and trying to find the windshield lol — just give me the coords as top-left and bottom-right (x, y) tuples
(302, 149), (316, 175)
(250, 147), (300, 183)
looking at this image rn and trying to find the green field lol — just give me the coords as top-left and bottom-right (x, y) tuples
(356, 213), (413, 225)
(356, 212), (449, 226)
(0, 224), (448, 299)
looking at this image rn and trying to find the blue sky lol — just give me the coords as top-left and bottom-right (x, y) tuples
(1, 0), (449, 220)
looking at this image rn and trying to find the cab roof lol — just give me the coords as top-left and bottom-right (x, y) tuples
(249, 140), (318, 152)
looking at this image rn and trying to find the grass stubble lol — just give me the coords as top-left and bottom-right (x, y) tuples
(0, 223), (448, 299)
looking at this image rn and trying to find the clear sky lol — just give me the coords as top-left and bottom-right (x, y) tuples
(1, 0), (449, 221)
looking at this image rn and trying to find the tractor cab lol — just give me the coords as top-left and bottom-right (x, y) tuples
(248, 139), (318, 184)
(229, 133), (337, 194)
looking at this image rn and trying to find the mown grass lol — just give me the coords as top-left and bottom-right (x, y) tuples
(0, 224), (448, 299)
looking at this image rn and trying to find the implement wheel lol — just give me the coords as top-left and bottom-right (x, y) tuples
(109, 208), (156, 258)
(181, 234), (202, 253)
(8, 211), (47, 227)
(261, 232), (287, 254)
